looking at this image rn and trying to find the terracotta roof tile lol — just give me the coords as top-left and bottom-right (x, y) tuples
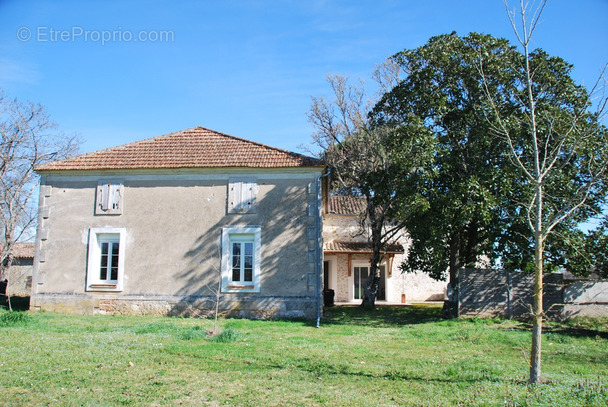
(323, 241), (403, 254)
(328, 195), (367, 215)
(35, 126), (324, 171)
(2, 243), (35, 259)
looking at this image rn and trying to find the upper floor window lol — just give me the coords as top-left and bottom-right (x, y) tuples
(96, 180), (124, 215)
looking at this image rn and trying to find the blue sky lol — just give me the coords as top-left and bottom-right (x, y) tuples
(1, 0), (607, 155)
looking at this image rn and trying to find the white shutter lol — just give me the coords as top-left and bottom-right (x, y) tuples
(96, 180), (124, 215)
(242, 180), (253, 213)
(99, 183), (110, 211)
(228, 178), (257, 214)
(228, 180), (241, 213)
(110, 184), (122, 210)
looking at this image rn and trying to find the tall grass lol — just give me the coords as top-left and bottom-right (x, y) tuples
(0, 310), (31, 327)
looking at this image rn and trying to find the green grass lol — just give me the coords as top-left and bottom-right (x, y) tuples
(0, 305), (606, 406)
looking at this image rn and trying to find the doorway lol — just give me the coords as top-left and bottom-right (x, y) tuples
(353, 265), (385, 301)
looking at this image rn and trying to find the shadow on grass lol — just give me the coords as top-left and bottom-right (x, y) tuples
(543, 326), (608, 340)
(477, 317), (608, 340)
(266, 358), (489, 384)
(321, 304), (443, 328)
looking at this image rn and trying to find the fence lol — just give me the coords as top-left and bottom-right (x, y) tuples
(457, 268), (607, 319)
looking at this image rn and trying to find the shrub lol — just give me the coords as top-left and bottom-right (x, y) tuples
(209, 327), (241, 343)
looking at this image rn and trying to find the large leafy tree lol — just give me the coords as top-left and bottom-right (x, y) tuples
(309, 74), (435, 306)
(372, 32), (523, 314)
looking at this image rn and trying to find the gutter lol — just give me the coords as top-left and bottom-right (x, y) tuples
(316, 168), (330, 328)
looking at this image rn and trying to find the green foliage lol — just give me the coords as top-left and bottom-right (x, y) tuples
(492, 47), (608, 275)
(374, 32), (522, 282)
(134, 321), (178, 335)
(554, 222), (608, 278)
(310, 74), (436, 304)
(373, 32), (608, 281)
(0, 310), (31, 327)
(558, 316), (608, 333)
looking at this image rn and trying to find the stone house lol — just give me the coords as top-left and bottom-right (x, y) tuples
(31, 127), (326, 319)
(2, 242), (35, 297)
(322, 196), (447, 304)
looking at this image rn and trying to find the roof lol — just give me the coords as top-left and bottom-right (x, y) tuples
(328, 195), (367, 215)
(323, 241), (404, 254)
(35, 126), (324, 172)
(2, 243), (35, 259)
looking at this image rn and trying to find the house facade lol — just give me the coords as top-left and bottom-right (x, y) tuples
(322, 196), (447, 304)
(31, 127), (326, 319)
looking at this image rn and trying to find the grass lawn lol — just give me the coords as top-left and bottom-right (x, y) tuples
(0, 304), (607, 406)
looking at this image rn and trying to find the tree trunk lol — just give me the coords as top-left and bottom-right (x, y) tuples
(362, 249), (381, 308)
(529, 194), (544, 383)
(529, 237), (544, 383)
(443, 231), (461, 318)
(362, 203), (383, 308)
(0, 252), (11, 282)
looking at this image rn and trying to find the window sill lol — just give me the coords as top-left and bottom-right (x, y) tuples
(223, 284), (258, 293)
(87, 283), (122, 292)
(227, 285), (255, 290)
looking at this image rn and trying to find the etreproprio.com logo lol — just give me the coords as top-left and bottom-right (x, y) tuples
(17, 26), (175, 45)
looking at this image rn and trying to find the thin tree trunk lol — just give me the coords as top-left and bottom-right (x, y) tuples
(529, 188), (544, 383)
(529, 268), (543, 383)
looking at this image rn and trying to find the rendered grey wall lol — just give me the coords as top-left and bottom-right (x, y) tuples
(32, 169), (322, 318)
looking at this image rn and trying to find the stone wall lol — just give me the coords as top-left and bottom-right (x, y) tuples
(323, 213), (446, 303)
(7, 257), (34, 297)
(32, 293), (316, 319)
(323, 214), (447, 303)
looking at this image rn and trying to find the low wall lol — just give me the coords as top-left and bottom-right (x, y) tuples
(458, 268), (607, 319)
(30, 293), (318, 319)
(562, 281), (608, 318)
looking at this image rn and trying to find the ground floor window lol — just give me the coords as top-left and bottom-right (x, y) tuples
(354, 265), (386, 301)
(86, 227), (126, 291)
(231, 237), (254, 284)
(221, 227), (261, 293)
(99, 235), (120, 281)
